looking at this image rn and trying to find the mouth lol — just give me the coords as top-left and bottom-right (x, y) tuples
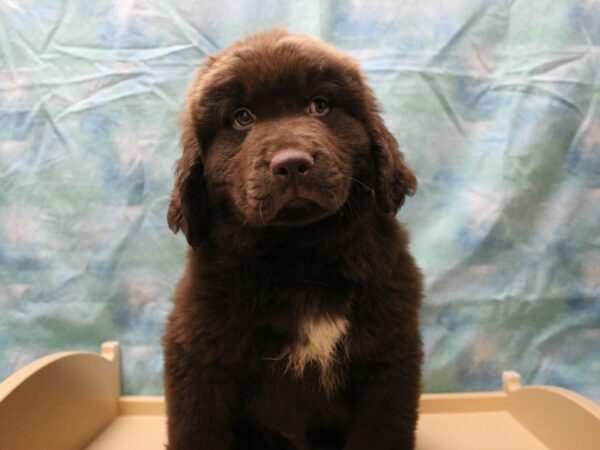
(271, 197), (330, 226)
(243, 180), (348, 228)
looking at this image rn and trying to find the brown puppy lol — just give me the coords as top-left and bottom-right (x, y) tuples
(164, 29), (423, 450)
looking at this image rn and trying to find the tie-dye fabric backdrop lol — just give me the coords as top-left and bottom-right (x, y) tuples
(1, 0), (599, 401)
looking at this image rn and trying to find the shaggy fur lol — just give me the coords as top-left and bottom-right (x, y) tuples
(163, 29), (423, 450)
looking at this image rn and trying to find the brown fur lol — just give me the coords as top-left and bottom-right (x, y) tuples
(163, 29), (423, 450)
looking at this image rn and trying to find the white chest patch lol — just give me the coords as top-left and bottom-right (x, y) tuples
(284, 315), (348, 393)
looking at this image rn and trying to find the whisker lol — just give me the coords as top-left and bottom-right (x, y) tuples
(340, 174), (375, 195)
(259, 201), (265, 226)
(345, 197), (358, 219)
(333, 130), (359, 139)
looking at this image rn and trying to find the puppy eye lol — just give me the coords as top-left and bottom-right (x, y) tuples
(308, 97), (330, 116)
(232, 108), (255, 130)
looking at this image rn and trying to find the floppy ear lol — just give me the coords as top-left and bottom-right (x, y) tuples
(362, 88), (417, 215)
(167, 51), (233, 246)
(167, 115), (208, 247)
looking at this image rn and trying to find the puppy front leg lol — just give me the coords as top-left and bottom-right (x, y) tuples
(164, 341), (240, 450)
(345, 362), (421, 450)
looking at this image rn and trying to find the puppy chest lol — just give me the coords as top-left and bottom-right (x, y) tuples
(291, 317), (347, 368)
(281, 315), (349, 393)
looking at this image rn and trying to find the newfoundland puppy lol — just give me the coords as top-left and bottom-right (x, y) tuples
(164, 29), (423, 450)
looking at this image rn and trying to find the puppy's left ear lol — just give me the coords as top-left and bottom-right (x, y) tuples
(362, 88), (417, 214)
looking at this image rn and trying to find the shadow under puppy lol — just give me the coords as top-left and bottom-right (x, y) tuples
(164, 29), (423, 450)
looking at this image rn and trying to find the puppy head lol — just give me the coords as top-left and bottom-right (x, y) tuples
(168, 30), (416, 246)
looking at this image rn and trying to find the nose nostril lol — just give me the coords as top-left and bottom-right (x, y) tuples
(297, 164), (309, 174)
(276, 166), (289, 177)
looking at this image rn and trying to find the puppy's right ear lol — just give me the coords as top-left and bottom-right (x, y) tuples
(167, 116), (208, 247)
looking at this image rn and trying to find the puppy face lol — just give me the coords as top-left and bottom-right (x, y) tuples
(168, 30), (417, 245)
(201, 42), (371, 227)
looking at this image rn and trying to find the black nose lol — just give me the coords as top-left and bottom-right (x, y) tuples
(270, 150), (314, 181)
